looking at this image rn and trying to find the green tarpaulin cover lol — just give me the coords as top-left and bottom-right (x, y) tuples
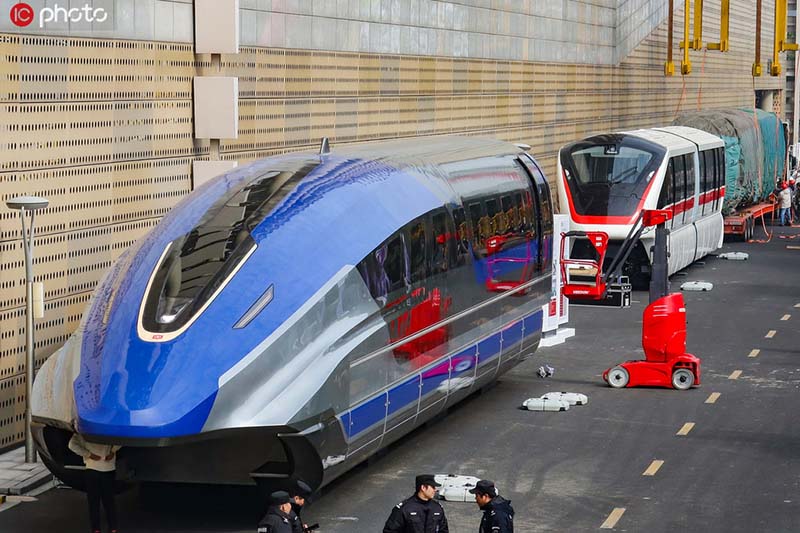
(673, 109), (785, 214)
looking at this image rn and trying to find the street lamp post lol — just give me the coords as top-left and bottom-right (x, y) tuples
(5, 196), (49, 464)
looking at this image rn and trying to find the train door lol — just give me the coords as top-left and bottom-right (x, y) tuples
(518, 156), (553, 355)
(519, 155), (554, 274)
(417, 209), (457, 419)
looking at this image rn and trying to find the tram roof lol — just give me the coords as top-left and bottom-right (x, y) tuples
(653, 126), (725, 151)
(623, 127), (723, 153)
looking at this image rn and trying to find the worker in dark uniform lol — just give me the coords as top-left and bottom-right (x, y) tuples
(288, 479), (313, 533)
(383, 474), (449, 533)
(257, 491), (294, 533)
(469, 480), (514, 533)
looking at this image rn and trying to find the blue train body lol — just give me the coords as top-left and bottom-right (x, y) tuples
(32, 136), (554, 491)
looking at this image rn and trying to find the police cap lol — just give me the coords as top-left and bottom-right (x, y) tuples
(468, 480), (497, 496)
(415, 474), (442, 489)
(290, 479), (312, 498)
(270, 490), (291, 506)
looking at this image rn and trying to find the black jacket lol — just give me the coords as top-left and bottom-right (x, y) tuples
(383, 494), (449, 533)
(478, 496), (514, 533)
(257, 506), (293, 533)
(289, 509), (303, 533)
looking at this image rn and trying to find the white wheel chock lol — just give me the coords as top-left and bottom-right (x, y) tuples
(522, 397), (570, 411)
(680, 281), (713, 291)
(434, 474), (481, 502)
(718, 252), (749, 261)
(541, 392), (589, 406)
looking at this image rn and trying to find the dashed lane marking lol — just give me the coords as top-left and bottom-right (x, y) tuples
(765, 330), (776, 338)
(781, 314), (791, 321)
(795, 303), (800, 308)
(642, 460), (664, 476)
(676, 422), (695, 436)
(705, 392), (721, 404)
(748, 349), (760, 358)
(729, 370), (742, 380)
(600, 508), (626, 529)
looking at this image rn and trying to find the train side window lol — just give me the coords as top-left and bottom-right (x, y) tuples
(405, 221), (427, 284)
(685, 153), (696, 207)
(537, 182), (553, 233)
(452, 207), (469, 264)
(671, 155), (685, 223)
(698, 151), (707, 216)
(513, 192), (524, 231)
(431, 211), (455, 274)
(384, 234), (408, 292)
(706, 149), (717, 213)
(657, 159), (673, 210)
(501, 195), (513, 234)
(520, 192), (534, 234)
(486, 198), (500, 236)
(468, 202), (484, 251)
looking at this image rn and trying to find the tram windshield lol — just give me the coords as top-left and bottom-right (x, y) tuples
(561, 135), (665, 217)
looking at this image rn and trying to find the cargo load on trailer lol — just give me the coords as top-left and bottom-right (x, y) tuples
(672, 109), (786, 215)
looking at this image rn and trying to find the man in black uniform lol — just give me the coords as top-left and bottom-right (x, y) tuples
(469, 480), (514, 533)
(383, 474), (449, 533)
(257, 491), (294, 533)
(288, 479), (313, 533)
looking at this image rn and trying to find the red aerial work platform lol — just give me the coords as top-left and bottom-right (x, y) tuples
(561, 209), (701, 390)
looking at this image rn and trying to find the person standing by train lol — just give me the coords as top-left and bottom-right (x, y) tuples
(469, 480), (514, 533)
(288, 479), (313, 533)
(68, 430), (121, 533)
(779, 181), (793, 226)
(383, 474), (449, 533)
(258, 491), (294, 533)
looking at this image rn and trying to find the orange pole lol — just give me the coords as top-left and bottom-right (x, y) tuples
(754, 0), (762, 76)
(666, 0), (675, 75)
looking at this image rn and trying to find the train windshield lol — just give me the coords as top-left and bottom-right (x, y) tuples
(141, 160), (319, 333)
(561, 135), (665, 217)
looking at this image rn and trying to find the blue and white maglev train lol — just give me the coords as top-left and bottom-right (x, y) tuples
(32, 136), (554, 492)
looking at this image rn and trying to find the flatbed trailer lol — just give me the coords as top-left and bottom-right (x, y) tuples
(723, 200), (777, 241)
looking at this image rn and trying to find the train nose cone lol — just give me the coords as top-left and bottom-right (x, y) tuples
(75, 392), (218, 439)
(73, 334), (221, 439)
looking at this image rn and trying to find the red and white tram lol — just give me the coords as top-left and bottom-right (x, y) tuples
(557, 126), (726, 287)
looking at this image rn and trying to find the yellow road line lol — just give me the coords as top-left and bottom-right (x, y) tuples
(728, 370), (742, 380)
(781, 314), (791, 321)
(705, 392), (721, 404)
(765, 330), (776, 338)
(642, 460), (664, 476)
(748, 349), (760, 358)
(676, 422), (695, 436)
(600, 508), (626, 529)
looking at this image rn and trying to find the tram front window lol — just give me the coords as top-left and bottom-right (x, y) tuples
(561, 135), (665, 217)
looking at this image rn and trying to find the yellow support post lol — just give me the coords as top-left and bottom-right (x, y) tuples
(754, 0), (762, 76)
(773, 0), (799, 76)
(691, 0), (703, 50)
(772, 0), (785, 75)
(666, 0), (675, 75)
(708, 0), (729, 52)
(682, 0), (692, 74)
